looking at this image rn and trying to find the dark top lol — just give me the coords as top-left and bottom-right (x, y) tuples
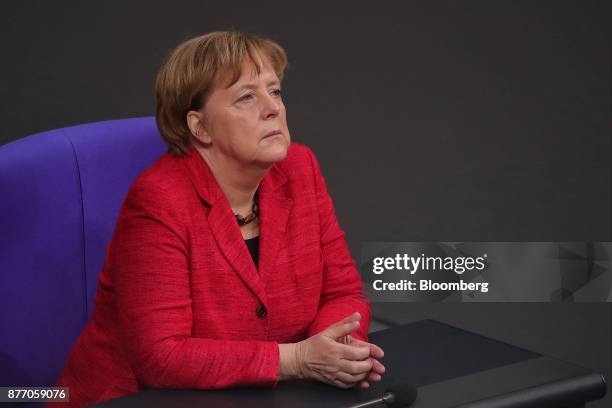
(245, 236), (259, 268)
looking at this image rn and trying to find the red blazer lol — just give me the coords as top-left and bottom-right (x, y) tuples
(53, 143), (371, 406)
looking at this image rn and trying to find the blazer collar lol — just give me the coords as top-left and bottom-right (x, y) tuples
(180, 145), (293, 306)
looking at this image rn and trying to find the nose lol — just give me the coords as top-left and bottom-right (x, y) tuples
(261, 93), (280, 119)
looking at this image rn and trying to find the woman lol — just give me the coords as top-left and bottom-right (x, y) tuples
(53, 31), (385, 406)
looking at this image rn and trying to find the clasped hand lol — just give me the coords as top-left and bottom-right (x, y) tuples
(280, 312), (385, 389)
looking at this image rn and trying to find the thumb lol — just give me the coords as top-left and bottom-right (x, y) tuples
(322, 313), (361, 340)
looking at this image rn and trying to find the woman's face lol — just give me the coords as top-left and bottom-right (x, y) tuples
(196, 56), (290, 168)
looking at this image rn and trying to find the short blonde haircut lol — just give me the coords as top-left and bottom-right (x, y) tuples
(155, 31), (288, 155)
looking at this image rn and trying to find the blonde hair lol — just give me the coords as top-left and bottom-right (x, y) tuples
(155, 31), (288, 155)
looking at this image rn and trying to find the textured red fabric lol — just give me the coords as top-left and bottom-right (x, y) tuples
(51, 143), (371, 407)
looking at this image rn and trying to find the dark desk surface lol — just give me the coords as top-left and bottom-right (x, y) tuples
(94, 320), (606, 408)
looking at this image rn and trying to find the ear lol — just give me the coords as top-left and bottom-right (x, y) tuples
(186, 110), (212, 144)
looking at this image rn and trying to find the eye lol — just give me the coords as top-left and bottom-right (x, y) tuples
(237, 93), (253, 102)
(271, 88), (282, 97)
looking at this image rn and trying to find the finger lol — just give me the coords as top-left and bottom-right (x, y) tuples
(358, 380), (370, 389)
(336, 312), (361, 325)
(355, 357), (384, 374)
(336, 370), (368, 384)
(324, 319), (361, 340)
(336, 342), (371, 361)
(322, 376), (356, 389)
(329, 313), (361, 331)
(330, 378), (354, 389)
(323, 312), (361, 340)
(338, 358), (374, 375)
(338, 335), (350, 345)
(367, 371), (382, 382)
(370, 358), (386, 374)
(349, 338), (385, 359)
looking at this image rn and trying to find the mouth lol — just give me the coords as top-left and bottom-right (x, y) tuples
(263, 130), (282, 139)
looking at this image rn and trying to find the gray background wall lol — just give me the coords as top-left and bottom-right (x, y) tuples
(2, 1), (610, 406)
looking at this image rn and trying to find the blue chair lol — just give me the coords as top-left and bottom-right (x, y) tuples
(0, 117), (166, 387)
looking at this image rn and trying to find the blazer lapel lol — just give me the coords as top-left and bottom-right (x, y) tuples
(258, 167), (293, 284)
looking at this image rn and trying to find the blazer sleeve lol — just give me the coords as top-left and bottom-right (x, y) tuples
(304, 148), (371, 341)
(109, 181), (280, 389)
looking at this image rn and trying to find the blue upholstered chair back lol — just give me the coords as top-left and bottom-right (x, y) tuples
(0, 117), (166, 387)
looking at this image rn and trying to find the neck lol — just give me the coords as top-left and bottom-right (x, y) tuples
(195, 145), (270, 214)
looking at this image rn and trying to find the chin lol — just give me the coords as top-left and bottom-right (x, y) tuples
(258, 139), (289, 163)
(264, 146), (289, 163)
